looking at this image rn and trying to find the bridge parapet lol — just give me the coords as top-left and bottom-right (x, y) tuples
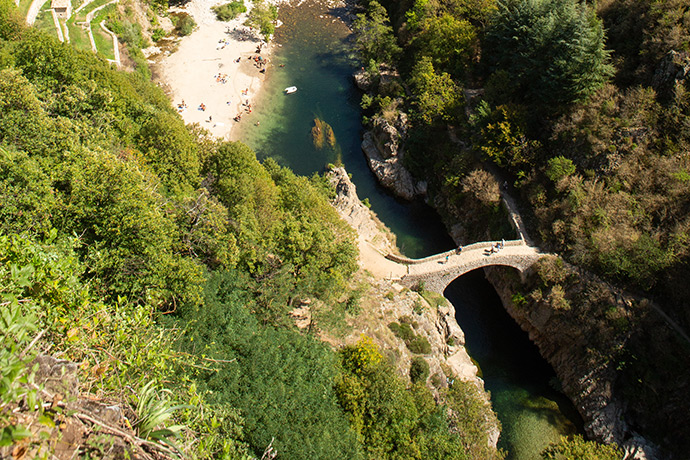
(386, 239), (524, 265)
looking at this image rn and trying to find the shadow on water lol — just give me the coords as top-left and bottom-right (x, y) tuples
(236, 0), (455, 258)
(444, 268), (583, 460)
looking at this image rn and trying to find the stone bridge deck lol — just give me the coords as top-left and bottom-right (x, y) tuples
(387, 240), (545, 293)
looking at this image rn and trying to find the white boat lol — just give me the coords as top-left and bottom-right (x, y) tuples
(284, 86), (297, 94)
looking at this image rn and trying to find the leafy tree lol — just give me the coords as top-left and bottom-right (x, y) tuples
(473, 103), (539, 174)
(484, 0), (613, 108)
(353, 1), (401, 65)
(0, 0), (23, 41)
(245, 0), (277, 39)
(409, 56), (463, 124)
(409, 12), (477, 76)
(0, 147), (55, 236)
(56, 151), (204, 306)
(546, 156), (576, 182)
(136, 109), (201, 192)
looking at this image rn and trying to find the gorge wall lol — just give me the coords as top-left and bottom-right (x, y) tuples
(483, 263), (664, 460)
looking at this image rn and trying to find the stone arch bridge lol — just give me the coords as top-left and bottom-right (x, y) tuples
(387, 240), (545, 293)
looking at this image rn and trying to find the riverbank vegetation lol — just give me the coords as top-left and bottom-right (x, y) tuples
(0, 1), (504, 458)
(354, 0), (690, 456)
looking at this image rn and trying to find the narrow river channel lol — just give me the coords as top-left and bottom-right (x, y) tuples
(238, 1), (583, 458)
(445, 270), (583, 459)
(237, 0), (455, 257)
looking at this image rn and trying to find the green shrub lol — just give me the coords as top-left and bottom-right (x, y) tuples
(151, 27), (165, 42)
(410, 357), (430, 383)
(541, 434), (623, 459)
(389, 321), (431, 354)
(546, 156), (576, 182)
(212, 1), (247, 21)
(511, 292), (528, 308)
(408, 335), (432, 354)
(175, 13), (195, 36)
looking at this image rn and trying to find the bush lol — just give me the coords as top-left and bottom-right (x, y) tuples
(541, 434), (623, 459)
(151, 27), (165, 42)
(410, 357), (430, 383)
(408, 336), (432, 354)
(175, 13), (196, 36)
(389, 321), (432, 354)
(546, 156), (576, 182)
(212, 1), (247, 21)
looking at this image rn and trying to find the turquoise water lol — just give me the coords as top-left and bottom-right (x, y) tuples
(445, 270), (583, 459)
(237, 0), (455, 258)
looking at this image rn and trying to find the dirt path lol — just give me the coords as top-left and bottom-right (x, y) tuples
(25, 0), (48, 25)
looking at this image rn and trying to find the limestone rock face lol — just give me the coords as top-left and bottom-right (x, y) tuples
(353, 67), (371, 91)
(484, 267), (662, 460)
(361, 117), (426, 201)
(328, 166), (397, 254)
(652, 50), (690, 96)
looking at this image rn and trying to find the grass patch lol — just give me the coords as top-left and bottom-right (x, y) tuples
(17, 0), (33, 20)
(34, 8), (56, 34)
(93, 23), (114, 60)
(314, 300), (352, 339)
(419, 289), (447, 310)
(74, 0), (111, 22)
(67, 21), (90, 51)
(92, 8), (115, 59)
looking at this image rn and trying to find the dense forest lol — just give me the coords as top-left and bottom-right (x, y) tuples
(354, 0), (690, 457)
(0, 0), (511, 458)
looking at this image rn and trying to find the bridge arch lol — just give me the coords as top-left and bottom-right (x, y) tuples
(390, 240), (545, 294)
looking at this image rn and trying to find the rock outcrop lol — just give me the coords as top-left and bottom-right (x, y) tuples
(328, 166), (397, 255)
(483, 265), (663, 460)
(361, 115), (426, 200)
(652, 50), (690, 97)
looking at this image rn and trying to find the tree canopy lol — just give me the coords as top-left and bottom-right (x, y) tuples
(484, 0), (613, 107)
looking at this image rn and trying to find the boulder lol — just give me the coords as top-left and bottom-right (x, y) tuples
(353, 68), (371, 91)
(362, 131), (420, 200)
(652, 50), (690, 96)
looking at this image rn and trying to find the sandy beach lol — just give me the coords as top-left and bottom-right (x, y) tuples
(157, 0), (278, 140)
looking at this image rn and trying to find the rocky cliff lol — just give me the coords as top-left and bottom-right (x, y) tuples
(483, 262), (664, 460)
(326, 166), (500, 448)
(361, 116), (427, 201)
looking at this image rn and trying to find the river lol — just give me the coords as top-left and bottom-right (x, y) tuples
(237, 0), (455, 258)
(238, 0), (583, 458)
(445, 270), (583, 459)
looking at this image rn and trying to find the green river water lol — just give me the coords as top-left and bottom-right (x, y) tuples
(237, 1), (583, 458)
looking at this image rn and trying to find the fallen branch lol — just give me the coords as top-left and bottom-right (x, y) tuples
(74, 412), (177, 459)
